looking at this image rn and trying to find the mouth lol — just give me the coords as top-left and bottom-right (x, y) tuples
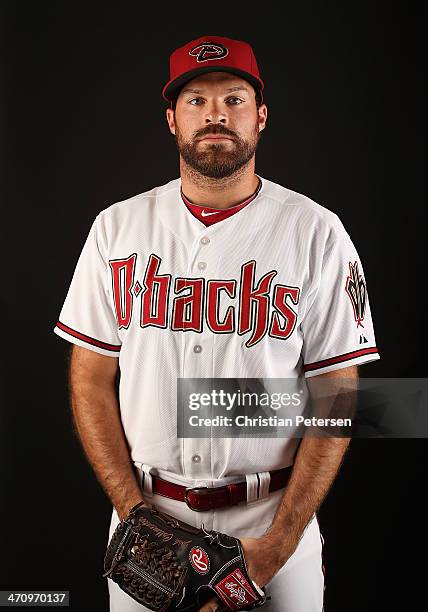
(199, 135), (234, 141)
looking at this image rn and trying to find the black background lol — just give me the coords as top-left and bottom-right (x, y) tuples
(1, 2), (426, 611)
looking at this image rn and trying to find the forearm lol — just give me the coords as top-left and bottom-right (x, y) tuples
(264, 436), (350, 562)
(68, 349), (144, 520)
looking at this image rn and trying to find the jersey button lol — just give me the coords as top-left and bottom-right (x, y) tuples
(198, 261), (207, 270)
(200, 236), (210, 245)
(193, 345), (202, 353)
(192, 454), (202, 463)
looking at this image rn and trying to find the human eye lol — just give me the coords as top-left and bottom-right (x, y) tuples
(188, 97), (205, 106)
(226, 97), (244, 105)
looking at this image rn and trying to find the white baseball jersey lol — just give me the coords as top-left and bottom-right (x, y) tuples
(53, 175), (380, 478)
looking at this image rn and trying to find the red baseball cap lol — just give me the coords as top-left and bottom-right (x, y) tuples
(162, 35), (264, 103)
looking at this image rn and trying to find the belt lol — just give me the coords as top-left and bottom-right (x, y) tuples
(142, 466), (293, 512)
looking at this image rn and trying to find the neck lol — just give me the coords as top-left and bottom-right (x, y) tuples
(179, 157), (259, 209)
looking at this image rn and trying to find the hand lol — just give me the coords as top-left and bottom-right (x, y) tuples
(198, 535), (290, 611)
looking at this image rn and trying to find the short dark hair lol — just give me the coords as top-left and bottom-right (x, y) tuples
(171, 88), (263, 111)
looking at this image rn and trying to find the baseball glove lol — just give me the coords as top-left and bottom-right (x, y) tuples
(103, 501), (267, 611)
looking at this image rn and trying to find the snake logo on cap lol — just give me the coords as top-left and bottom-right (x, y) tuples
(189, 42), (229, 63)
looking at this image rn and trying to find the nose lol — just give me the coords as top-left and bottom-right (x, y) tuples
(203, 100), (228, 125)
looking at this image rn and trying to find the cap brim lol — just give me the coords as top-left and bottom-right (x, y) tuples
(162, 66), (264, 102)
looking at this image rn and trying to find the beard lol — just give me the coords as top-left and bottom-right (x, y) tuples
(174, 120), (260, 179)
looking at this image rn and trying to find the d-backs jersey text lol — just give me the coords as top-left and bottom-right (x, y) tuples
(53, 176), (380, 478)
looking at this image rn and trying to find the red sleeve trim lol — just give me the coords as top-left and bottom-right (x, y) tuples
(55, 321), (121, 352)
(303, 347), (379, 372)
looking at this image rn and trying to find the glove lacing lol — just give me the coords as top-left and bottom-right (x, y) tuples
(200, 524), (236, 548)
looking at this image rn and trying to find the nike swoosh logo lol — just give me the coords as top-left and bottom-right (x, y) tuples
(201, 210), (221, 217)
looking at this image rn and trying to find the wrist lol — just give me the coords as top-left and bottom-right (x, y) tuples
(259, 532), (297, 567)
(117, 496), (145, 521)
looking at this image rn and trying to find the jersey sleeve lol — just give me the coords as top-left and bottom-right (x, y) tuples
(53, 214), (122, 357)
(301, 217), (380, 377)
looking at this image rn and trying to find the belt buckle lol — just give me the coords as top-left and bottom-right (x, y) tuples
(184, 486), (211, 512)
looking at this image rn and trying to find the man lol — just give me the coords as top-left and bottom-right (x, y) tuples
(53, 35), (380, 611)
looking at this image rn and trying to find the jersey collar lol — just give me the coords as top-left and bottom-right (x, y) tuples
(180, 178), (262, 227)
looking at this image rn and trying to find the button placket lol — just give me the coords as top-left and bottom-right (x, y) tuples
(182, 231), (214, 479)
(197, 233), (210, 273)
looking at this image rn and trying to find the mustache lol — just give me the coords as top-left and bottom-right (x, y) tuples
(195, 125), (237, 140)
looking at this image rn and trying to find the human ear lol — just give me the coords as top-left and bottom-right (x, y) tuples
(166, 108), (176, 135)
(258, 103), (267, 132)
